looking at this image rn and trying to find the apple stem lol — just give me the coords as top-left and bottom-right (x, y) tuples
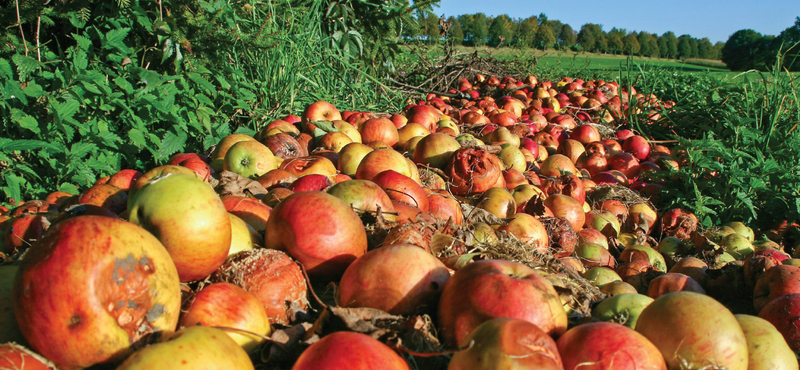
(296, 261), (327, 309)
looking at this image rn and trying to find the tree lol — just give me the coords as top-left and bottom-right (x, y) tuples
(697, 37), (713, 59)
(515, 16), (537, 48)
(609, 34), (624, 54)
(534, 23), (556, 50)
(637, 32), (651, 56)
(458, 14), (475, 44)
(777, 17), (800, 70)
(447, 16), (464, 45)
(488, 14), (514, 47)
(422, 13), (441, 43)
(648, 35), (660, 58)
(559, 24), (576, 49)
(623, 33), (641, 55)
(471, 13), (490, 46)
(661, 31), (678, 58)
(722, 29), (774, 70)
(677, 34), (693, 59)
(577, 23), (597, 51)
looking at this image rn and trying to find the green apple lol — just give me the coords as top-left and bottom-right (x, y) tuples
(223, 140), (276, 179)
(128, 173), (231, 282)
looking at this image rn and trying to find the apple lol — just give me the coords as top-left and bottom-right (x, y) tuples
(337, 243), (450, 315)
(752, 264), (800, 313)
(221, 195), (272, 232)
(77, 183), (128, 215)
(256, 169), (298, 190)
(14, 216), (181, 369)
(106, 169), (144, 191)
(371, 170), (429, 213)
(210, 134), (257, 172)
(337, 142), (374, 177)
(438, 259), (567, 347)
(448, 318), (563, 370)
(260, 132), (308, 159)
(180, 282), (270, 353)
(411, 133), (461, 169)
(557, 322), (667, 370)
(592, 293), (654, 329)
(128, 173), (231, 282)
(316, 131), (354, 153)
(635, 292), (748, 370)
(356, 148), (420, 184)
(227, 213), (261, 255)
(212, 248), (308, 325)
(129, 165), (201, 200)
(223, 140), (276, 179)
(289, 174), (334, 192)
(265, 191), (367, 277)
(736, 314), (799, 370)
(427, 192), (464, 225)
(292, 331), (410, 370)
(280, 155), (338, 178)
(302, 100), (342, 126)
(647, 272), (706, 298)
(359, 117), (399, 148)
(3, 213), (47, 255)
(446, 147), (506, 196)
(0, 343), (56, 370)
(327, 179), (396, 222)
(116, 326), (254, 370)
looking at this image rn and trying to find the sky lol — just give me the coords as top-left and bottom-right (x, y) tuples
(432, 0), (800, 44)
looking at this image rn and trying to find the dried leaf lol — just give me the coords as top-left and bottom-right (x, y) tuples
(214, 170), (268, 197)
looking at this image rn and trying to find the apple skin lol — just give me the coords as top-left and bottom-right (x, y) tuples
(337, 244), (450, 316)
(736, 314), (799, 370)
(223, 140), (277, 179)
(106, 169), (144, 191)
(592, 293), (654, 329)
(557, 322), (667, 370)
(337, 142), (374, 177)
(212, 249), (307, 325)
(448, 318), (563, 370)
(221, 195), (272, 232)
(372, 170), (429, 213)
(438, 259), (568, 347)
(210, 134), (257, 172)
(753, 265), (800, 315)
(128, 173), (232, 282)
(129, 165), (201, 200)
(227, 213), (261, 255)
(77, 183), (128, 215)
(292, 331), (410, 370)
(13, 215), (181, 370)
(116, 326), (254, 370)
(302, 100), (342, 126)
(356, 148), (420, 184)
(0, 343), (56, 370)
(180, 282), (271, 353)
(327, 179), (396, 222)
(265, 191), (367, 277)
(411, 133), (461, 169)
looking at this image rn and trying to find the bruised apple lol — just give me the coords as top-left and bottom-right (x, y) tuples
(448, 318), (563, 370)
(13, 216), (181, 370)
(557, 322), (666, 370)
(438, 259), (567, 347)
(265, 191), (367, 276)
(128, 173), (232, 282)
(337, 244), (450, 315)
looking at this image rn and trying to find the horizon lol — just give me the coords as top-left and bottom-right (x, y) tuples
(431, 0), (800, 44)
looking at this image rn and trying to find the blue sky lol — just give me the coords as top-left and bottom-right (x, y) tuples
(432, 0), (800, 44)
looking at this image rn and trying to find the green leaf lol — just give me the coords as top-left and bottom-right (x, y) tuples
(0, 139), (60, 152)
(69, 142), (97, 158)
(52, 100), (81, 124)
(12, 54), (43, 80)
(58, 183), (80, 195)
(114, 76), (134, 94)
(157, 129), (187, 159)
(104, 27), (131, 50)
(11, 109), (41, 135)
(1, 173), (24, 205)
(187, 72), (217, 96)
(128, 128), (147, 147)
(73, 33), (92, 50)
(0, 58), (14, 79)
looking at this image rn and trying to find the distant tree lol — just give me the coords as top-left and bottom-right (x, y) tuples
(426, 13), (442, 42)
(577, 23), (597, 51)
(661, 31), (679, 58)
(777, 17), (800, 70)
(534, 23), (556, 50)
(697, 37), (713, 59)
(637, 32), (651, 56)
(722, 29), (765, 70)
(712, 42), (725, 60)
(689, 37), (699, 58)
(538, 13), (548, 26)
(559, 24), (576, 49)
(472, 13), (490, 46)
(447, 16), (464, 45)
(677, 34), (693, 59)
(458, 14), (475, 44)
(516, 16), (538, 48)
(623, 33), (641, 55)
(609, 34), (623, 54)
(488, 14), (514, 47)
(648, 35), (660, 57)
(596, 32), (608, 53)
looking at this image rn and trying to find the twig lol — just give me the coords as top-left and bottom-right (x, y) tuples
(15, 0), (28, 57)
(386, 76), (466, 100)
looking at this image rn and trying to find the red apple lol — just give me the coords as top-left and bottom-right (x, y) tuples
(557, 322), (666, 370)
(302, 100), (342, 125)
(438, 259), (568, 347)
(292, 331), (410, 370)
(327, 179), (396, 222)
(264, 191), (367, 276)
(338, 243), (450, 315)
(372, 170), (429, 213)
(221, 195), (272, 232)
(13, 216), (181, 369)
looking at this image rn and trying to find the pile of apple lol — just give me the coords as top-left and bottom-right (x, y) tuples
(2, 73), (800, 370)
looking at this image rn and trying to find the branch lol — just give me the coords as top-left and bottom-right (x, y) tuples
(385, 76), (469, 100)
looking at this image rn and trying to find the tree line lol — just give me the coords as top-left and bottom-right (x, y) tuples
(405, 12), (726, 61)
(721, 17), (800, 71)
